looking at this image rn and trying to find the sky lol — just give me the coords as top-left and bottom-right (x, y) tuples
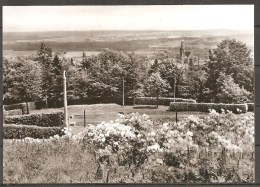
(3, 5), (254, 32)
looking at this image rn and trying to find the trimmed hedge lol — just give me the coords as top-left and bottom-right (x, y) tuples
(247, 103), (254, 111)
(134, 97), (196, 106)
(35, 97), (135, 109)
(6, 109), (22, 116)
(4, 103), (27, 115)
(4, 112), (64, 127)
(169, 102), (248, 114)
(3, 124), (64, 139)
(4, 102), (36, 114)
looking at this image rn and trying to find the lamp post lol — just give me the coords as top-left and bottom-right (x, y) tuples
(122, 77), (125, 108)
(174, 77), (176, 103)
(63, 71), (68, 129)
(174, 77), (178, 123)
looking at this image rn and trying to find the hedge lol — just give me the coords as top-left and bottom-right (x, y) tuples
(169, 102), (248, 114)
(134, 97), (196, 106)
(247, 103), (254, 111)
(35, 97), (135, 109)
(4, 112), (64, 127)
(3, 124), (64, 139)
(6, 109), (22, 116)
(4, 103), (27, 115)
(4, 102), (37, 114)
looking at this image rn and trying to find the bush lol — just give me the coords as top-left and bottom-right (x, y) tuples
(4, 103), (27, 115)
(247, 103), (254, 111)
(27, 102), (36, 111)
(169, 102), (248, 113)
(3, 124), (64, 139)
(4, 112), (64, 127)
(35, 97), (134, 109)
(5, 109), (22, 116)
(134, 97), (196, 106)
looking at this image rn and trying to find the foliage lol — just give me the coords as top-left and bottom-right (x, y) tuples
(247, 103), (254, 111)
(169, 102), (248, 113)
(81, 48), (148, 98)
(145, 72), (171, 107)
(216, 72), (251, 103)
(4, 103), (28, 115)
(3, 38), (254, 105)
(4, 111), (254, 183)
(3, 57), (43, 104)
(4, 112), (64, 127)
(205, 39), (254, 102)
(3, 124), (64, 139)
(5, 109), (23, 116)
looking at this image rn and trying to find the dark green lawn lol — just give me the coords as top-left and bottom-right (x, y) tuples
(30, 104), (251, 135)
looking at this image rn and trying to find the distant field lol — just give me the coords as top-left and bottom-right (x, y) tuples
(3, 30), (253, 59)
(3, 50), (37, 57)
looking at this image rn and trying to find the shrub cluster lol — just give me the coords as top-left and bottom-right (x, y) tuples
(4, 112), (64, 127)
(247, 103), (254, 111)
(4, 103), (27, 115)
(5, 109), (22, 116)
(3, 124), (64, 139)
(169, 102), (248, 113)
(4, 102), (37, 114)
(134, 97), (196, 106)
(35, 97), (134, 109)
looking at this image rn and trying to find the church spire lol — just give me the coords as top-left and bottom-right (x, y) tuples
(180, 38), (185, 64)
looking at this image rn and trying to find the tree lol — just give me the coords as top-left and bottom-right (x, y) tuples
(52, 55), (63, 107)
(205, 39), (254, 102)
(3, 57), (42, 113)
(157, 59), (185, 98)
(36, 43), (54, 108)
(216, 72), (251, 103)
(148, 59), (159, 74)
(145, 72), (171, 108)
(79, 49), (146, 99)
(185, 68), (208, 102)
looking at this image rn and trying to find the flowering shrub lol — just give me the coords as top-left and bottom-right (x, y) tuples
(4, 110), (254, 183)
(78, 110), (254, 183)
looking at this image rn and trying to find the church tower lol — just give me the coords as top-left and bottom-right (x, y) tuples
(180, 39), (185, 64)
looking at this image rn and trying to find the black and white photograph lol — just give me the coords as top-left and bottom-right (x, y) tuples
(3, 5), (254, 183)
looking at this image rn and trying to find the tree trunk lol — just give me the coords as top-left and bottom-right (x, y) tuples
(45, 91), (48, 109)
(156, 88), (159, 108)
(26, 101), (30, 114)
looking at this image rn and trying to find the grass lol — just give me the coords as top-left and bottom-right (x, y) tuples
(30, 104), (208, 135)
(29, 103), (251, 135)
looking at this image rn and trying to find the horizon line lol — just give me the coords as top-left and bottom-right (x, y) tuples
(3, 28), (254, 33)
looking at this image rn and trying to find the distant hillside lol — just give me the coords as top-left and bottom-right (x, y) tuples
(3, 30), (253, 58)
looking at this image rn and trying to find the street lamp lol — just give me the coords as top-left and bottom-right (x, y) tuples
(174, 77), (178, 123)
(63, 71), (68, 129)
(122, 77), (125, 108)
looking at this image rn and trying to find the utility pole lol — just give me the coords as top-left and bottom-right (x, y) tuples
(174, 77), (178, 123)
(63, 71), (68, 129)
(174, 77), (176, 103)
(198, 56), (200, 66)
(122, 77), (125, 107)
(84, 110), (86, 128)
(45, 91), (48, 109)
